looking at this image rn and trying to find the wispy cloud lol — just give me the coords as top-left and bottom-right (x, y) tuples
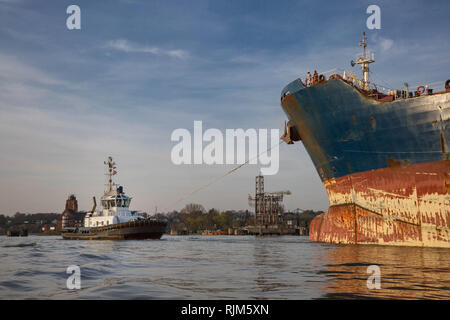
(104, 39), (189, 59)
(0, 53), (66, 87)
(368, 33), (394, 53)
(379, 37), (394, 52)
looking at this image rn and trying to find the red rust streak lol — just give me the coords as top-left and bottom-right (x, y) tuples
(310, 159), (450, 247)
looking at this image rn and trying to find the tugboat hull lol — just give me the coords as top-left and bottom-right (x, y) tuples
(62, 220), (167, 240)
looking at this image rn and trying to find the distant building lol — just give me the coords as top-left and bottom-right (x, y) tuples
(60, 195), (85, 230)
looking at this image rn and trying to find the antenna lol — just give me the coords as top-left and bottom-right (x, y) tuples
(351, 32), (375, 90)
(104, 156), (117, 194)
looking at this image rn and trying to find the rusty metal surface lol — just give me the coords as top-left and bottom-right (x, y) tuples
(310, 159), (450, 247)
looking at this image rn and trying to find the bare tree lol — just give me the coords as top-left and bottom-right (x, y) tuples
(180, 203), (206, 215)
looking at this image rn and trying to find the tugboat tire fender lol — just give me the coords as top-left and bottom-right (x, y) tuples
(445, 79), (450, 88)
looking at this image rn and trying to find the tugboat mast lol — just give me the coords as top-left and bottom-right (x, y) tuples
(353, 32), (375, 91)
(104, 156), (117, 194)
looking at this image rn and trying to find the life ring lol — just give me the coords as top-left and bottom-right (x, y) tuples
(319, 74), (325, 82)
(445, 79), (450, 88)
(416, 86), (425, 95)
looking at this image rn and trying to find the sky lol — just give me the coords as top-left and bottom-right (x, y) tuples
(0, 0), (449, 215)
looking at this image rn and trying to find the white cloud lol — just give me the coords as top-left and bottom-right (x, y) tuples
(369, 34), (394, 53)
(105, 39), (189, 59)
(379, 37), (394, 52)
(0, 53), (67, 87)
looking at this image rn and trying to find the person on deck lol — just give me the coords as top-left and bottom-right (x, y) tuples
(313, 70), (319, 85)
(305, 72), (312, 87)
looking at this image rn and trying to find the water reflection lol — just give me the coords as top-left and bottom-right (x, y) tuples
(319, 244), (450, 299)
(250, 237), (330, 299)
(252, 238), (289, 295)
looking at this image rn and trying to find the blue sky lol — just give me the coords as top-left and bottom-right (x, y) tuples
(0, 0), (449, 215)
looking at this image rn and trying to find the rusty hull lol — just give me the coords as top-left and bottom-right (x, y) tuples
(310, 159), (450, 247)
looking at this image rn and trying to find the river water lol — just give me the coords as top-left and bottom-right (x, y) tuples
(1, 235), (449, 299)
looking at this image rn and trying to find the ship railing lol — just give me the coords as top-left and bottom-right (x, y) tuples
(343, 70), (364, 89)
(370, 80), (449, 100)
(294, 68), (449, 100)
(295, 68), (362, 90)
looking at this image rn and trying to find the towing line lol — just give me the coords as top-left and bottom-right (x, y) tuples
(164, 140), (284, 210)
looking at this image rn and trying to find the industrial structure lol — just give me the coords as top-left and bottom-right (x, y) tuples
(248, 173), (294, 235)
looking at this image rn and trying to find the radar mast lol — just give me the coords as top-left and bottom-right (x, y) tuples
(352, 32), (375, 90)
(104, 156), (117, 194)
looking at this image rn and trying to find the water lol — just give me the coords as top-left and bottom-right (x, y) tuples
(1, 235), (449, 299)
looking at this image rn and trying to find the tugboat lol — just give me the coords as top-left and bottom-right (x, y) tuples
(62, 157), (167, 240)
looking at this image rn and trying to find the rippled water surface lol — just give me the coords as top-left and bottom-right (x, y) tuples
(1, 235), (449, 299)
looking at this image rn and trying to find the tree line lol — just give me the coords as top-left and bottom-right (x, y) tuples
(152, 203), (323, 234)
(0, 212), (61, 235)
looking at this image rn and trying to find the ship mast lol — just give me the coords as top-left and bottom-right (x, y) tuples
(104, 156), (117, 194)
(352, 32), (375, 91)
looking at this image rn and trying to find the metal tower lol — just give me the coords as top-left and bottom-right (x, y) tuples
(351, 32), (375, 90)
(248, 174), (291, 228)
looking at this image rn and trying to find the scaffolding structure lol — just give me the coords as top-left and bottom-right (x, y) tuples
(248, 174), (291, 229)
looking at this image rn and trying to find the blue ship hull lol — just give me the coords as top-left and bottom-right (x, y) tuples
(280, 77), (450, 247)
(281, 78), (449, 181)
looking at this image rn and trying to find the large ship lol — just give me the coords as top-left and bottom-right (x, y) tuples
(280, 33), (449, 247)
(62, 157), (167, 240)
